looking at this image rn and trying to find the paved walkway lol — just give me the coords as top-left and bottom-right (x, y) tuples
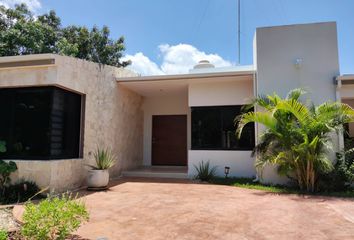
(75, 178), (354, 240)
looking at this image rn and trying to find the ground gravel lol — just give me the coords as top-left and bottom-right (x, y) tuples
(0, 208), (19, 231)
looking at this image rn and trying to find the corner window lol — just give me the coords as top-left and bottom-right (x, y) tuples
(0, 87), (83, 160)
(191, 105), (255, 150)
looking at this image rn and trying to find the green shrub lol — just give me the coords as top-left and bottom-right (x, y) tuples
(0, 180), (41, 204)
(0, 159), (17, 189)
(194, 161), (217, 182)
(21, 193), (89, 240)
(0, 229), (7, 240)
(318, 148), (354, 191)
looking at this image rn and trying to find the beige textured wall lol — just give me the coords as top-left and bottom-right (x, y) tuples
(56, 56), (143, 180)
(1, 55), (143, 191)
(10, 159), (85, 192)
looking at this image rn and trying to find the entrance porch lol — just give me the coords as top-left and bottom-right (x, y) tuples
(117, 68), (256, 179)
(122, 166), (188, 179)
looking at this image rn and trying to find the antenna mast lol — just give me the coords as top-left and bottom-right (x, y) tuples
(237, 0), (241, 64)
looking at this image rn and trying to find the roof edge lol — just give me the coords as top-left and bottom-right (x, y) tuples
(117, 69), (255, 82)
(0, 54), (57, 63)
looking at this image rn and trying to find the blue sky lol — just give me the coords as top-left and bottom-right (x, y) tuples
(2, 0), (354, 75)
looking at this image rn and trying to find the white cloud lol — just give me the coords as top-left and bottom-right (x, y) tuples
(122, 52), (164, 76)
(123, 43), (232, 76)
(0, 0), (42, 12)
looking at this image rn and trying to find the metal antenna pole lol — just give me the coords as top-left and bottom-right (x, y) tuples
(238, 0), (241, 64)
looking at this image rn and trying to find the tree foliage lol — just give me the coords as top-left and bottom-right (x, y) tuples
(0, 4), (130, 67)
(236, 89), (354, 192)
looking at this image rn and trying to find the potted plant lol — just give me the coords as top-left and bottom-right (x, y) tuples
(87, 148), (116, 189)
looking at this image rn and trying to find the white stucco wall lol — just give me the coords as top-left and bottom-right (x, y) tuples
(188, 151), (256, 178)
(189, 77), (253, 107)
(255, 22), (339, 104)
(142, 92), (190, 166)
(188, 77), (256, 178)
(254, 22), (340, 184)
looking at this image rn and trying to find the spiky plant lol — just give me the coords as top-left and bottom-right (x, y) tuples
(194, 161), (217, 182)
(90, 148), (117, 170)
(236, 88), (354, 192)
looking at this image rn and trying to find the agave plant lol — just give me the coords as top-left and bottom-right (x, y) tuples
(194, 161), (217, 182)
(236, 88), (354, 192)
(90, 148), (117, 170)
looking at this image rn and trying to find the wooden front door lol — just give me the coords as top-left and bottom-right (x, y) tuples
(152, 115), (187, 166)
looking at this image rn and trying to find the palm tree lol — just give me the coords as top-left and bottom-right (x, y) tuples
(236, 89), (354, 192)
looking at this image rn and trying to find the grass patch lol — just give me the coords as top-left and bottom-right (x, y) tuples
(211, 177), (354, 198)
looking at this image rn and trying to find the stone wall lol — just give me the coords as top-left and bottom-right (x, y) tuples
(10, 159), (85, 193)
(1, 54), (143, 191)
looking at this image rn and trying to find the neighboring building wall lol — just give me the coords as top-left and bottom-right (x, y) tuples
(1, 55), (143, 192)
(340, 85), (354, 100)
(188, 77), (256, 178)
(342, 99), (354, 137)
(254, 22), (340, 184)
(142, 92), (190, 166)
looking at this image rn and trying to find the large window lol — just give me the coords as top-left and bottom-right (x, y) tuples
(191, 105), (255, 150)
(0, 87), (82, 160)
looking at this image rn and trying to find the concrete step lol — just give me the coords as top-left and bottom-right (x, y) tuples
(122, 166), (188, 179)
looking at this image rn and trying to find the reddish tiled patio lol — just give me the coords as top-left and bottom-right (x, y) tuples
(75, 178), (354, 240)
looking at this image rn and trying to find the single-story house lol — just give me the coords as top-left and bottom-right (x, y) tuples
(0, 21), (353, 191)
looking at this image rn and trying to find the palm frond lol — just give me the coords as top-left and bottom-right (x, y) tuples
(286, 88), (307, 101)
(276, 99), (312, 126)
(236, 112), (278, 138)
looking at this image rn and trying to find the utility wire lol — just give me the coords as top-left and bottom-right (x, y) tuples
(192, 0), (211, 44)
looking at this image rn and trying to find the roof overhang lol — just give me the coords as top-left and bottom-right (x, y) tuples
(117, 70), (255, 97)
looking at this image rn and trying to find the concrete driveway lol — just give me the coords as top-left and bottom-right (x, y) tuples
(76, 178), (354, 240)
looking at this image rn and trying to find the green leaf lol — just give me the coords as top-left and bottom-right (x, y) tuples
(0, 141), (6, 153)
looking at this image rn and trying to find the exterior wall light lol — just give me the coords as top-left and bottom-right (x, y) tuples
(224, 166), (230, 178)
(294, 58), (303, 69)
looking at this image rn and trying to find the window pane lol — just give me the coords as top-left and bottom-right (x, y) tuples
(191, 105), (255, 150)
(221, 106), (241, 149)
(192, 107), (222, 149)
(0, 87), (82, 160)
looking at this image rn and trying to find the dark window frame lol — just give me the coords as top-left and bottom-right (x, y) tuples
(0, 86), (84, 160)
(191, 105), (255, 151)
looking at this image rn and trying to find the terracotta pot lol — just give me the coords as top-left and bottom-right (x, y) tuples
(87, 169), (109, 188)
